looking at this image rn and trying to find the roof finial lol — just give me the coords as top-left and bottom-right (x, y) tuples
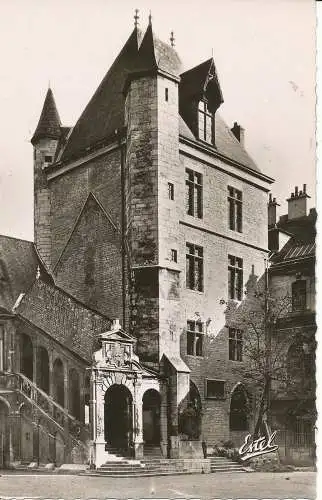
(148, 10), (152, 25)
(134, 8), (139, 28)
(170, 31), (175, 47)
(211, 47), (214, 58)
(48, 79), (51, 89)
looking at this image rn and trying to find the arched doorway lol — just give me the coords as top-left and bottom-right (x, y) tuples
(143, 389), (160, 445)
(0, 400), (9, 467)
(53, 358), (64, 407)
(37, 346), (49, 393)
(21, 334), (33, 380)
(230, 384), (249, 431)
(69, 368), (80, 420)
(104, 384), (133, 450)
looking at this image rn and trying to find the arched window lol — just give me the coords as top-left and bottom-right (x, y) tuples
(37, 346), (49, 393)
(69, 368), (80, 420)
(21, 334), (33, 380)
(53, 358), (64, 407)
(230, 385), (248, 431)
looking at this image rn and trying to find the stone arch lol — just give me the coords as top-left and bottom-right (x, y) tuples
(21, 333), (33, 380)
(20, 403), (34, 462)
(37, 345), (49, 393)
(142, 389), (160, 445)
(69, 368), (80, 420)
(53, 358), (64, 407)
(104, 384), (133, 450)
(229, 383), (249, 431)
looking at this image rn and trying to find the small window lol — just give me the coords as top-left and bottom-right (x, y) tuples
(186, 321), (203, 356)
(165, 88), (169, 101)
(292, 280), (307, 312)
(44, 155), (52, 163)
(206, 379), (225, 399)
(228, 255), (243, 300)
(198, 101), (214, 144)
(229, 328), (243, 361)
(186, 169), (202, 218)
(228, 186), (242, 232)
(186, 243), (203, 292)
(171, 249), (177, 263)
(168, 182), (174, 200)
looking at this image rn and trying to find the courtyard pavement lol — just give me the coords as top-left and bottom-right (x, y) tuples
(0, 471), (316, 499)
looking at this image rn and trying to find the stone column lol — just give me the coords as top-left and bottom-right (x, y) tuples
(160, 380), (168, 457)
(132, 375), (143, 458)
(48, 349), (54, 398)
(32, 340), (37, 384)
(63, 361), (69, 411)
(93, 371), (106, 467)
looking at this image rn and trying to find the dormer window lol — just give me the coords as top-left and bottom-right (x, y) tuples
(198, 101), (214, 144)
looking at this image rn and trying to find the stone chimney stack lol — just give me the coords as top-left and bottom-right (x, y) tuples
(268, 193), (280, 227)
(287, 183), (310, 220)
(231, 122), (245, 147)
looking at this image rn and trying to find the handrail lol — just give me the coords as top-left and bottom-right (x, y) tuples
(1, 371), (89, 443)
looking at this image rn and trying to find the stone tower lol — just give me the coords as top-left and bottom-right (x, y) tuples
(31, 88), (61, 269)
(124, 23), (182, 367)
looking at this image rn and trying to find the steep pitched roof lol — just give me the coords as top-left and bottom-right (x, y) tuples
(132, 23), (182, 76)
(15, 279), (111, 363)
(180, 58), (223, 111)
(60, 28), (142, 162)
(31, 88), (62, 145)
(0, 235), (39, 311)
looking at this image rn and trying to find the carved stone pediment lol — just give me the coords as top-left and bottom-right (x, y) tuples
(92, 319), (138, 369)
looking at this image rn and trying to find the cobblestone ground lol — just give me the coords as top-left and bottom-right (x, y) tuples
(0, 471), (316, 500)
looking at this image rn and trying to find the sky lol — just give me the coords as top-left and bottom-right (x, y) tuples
(0, 0), (317, 241)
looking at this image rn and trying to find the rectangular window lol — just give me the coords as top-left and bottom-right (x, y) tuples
(228, 255), (243, 300)
(44, 155), (53, 163)
(171, 249), (177, 263)
(292, 280), (307, 312)
(186, 243), (204, 291)
(228, 186), (242, 232)
(186, 321), (204, 356)
(229, 328), (243, 361)
(165, 88), (169, 101)
(198, 101), (214, 144)
(186, 169), (202, 218)
(206, 379), (225, 399)
(168, 182), (174, 200)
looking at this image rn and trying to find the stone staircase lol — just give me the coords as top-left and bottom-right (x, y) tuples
(209, 456), (247, 473)
(86, 453), (248, 477)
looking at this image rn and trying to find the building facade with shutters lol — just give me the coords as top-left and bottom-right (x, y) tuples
(0, 18), (277, 467)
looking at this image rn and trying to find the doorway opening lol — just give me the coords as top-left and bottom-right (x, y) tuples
(104, 384), (133, 450)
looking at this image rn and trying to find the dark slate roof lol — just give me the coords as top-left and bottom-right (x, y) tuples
(272, 238), (315, 265)
(15, 280), (111, 363)
(0, 235), (39, 311)
(31, 88), (62, 145)
(179, 111), (261, 173)
(133, 23), (182, 76)
(179, 58), (223, 111)
(60, 28), (142, 162)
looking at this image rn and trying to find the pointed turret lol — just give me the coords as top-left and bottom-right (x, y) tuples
(31, 88), (61, 145)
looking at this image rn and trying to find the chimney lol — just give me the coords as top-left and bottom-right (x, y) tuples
(268, 193), (280, 227)
(231, 122), (245, 147)
(286, 184), (310, 220)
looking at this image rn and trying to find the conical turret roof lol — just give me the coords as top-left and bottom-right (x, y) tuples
(31, 88), (61, 145)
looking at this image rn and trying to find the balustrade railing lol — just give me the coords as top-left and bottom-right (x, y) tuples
(0, 371), (89, 442)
